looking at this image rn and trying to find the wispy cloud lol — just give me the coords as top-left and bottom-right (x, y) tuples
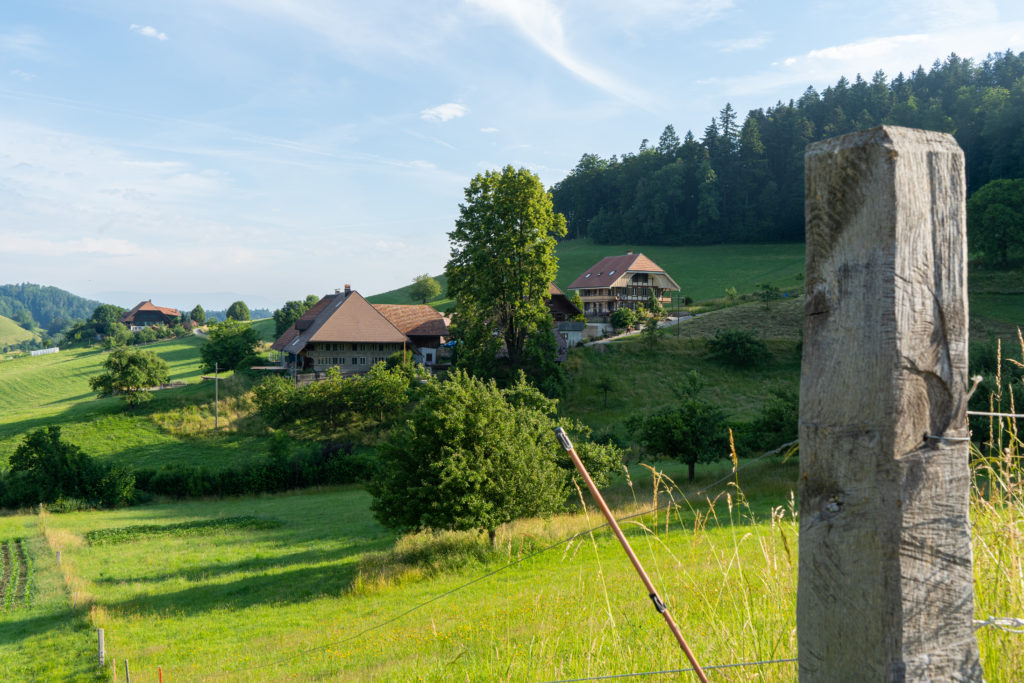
(480, 127), (499, 133)
(130, 24), (168, 41)
(715, 33), (769, 52)
(467, 0), (653, 108)
(420, 103), (468, 123)
(0, 31), (46, 60)
(586, 0), (734, 30)
(10, 70), (36, 82)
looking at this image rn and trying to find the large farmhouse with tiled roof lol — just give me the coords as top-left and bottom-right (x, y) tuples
(271, 285), (448, 374)
(120, 300), (181, 330)
(567, 252), (680, 320)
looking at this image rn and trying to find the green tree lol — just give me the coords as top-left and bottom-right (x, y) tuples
(369, 370), (620, 541)
(595, 375), (614, 408)
(90, 304), (127, 336)
(641, 315), (661, 354)
(568, 290), (586, 322)
(225, 300), (250, 322)
(103, 322), (132, 349)
(446, 165), (566, 374)
(273, 296), (318, 337)
(756, 283), (780, 308)
(190, 305), (206, 324)
(967, 178), (1024, 266)
(629, 399), (729, 481)
(706, 329), (771, 367)
(610, 307), (636, 331)
(200, 319), (260, 372)
(646, 291), (665, 319)
(409, 274), (442, 304)
(88, 347), (170, 407)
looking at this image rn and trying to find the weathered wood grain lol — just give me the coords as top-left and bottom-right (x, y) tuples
(799, 126), (981, 682)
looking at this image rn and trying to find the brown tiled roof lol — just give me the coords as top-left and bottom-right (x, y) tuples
(373, 304), (448, 337)
(567, 253), (670, 289)
(272, 290), (408, 354)
(547, 283), (582, 318)
(121, 300), (181, 323)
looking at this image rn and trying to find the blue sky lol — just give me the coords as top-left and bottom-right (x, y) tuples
(1, 1), (1023, 310)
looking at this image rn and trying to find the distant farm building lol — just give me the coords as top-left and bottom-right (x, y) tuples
(272, 285), (448, 375)
(568, 252), (680, 321)
(120, 301), (181, 330)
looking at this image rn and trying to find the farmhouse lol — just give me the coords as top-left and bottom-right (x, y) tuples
(567, 252), (680, 320)
(120, 300), (181, 330)
(547, 283), (585, 348)
(271, 285), (447, 373)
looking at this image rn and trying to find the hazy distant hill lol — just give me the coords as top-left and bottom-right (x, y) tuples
(0, 283), (104, 332)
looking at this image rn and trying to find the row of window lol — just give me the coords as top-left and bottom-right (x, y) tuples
(316, 342), (396, 352)
(315, 357), (369, 367)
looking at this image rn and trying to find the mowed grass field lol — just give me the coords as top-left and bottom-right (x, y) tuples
(1, 452), (1020, 681)
(0, 314), (39, 347)
(0, 334), (271, 472)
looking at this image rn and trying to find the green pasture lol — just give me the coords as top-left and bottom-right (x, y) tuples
(366, 275), (453, 312)
(0, 315), (39, 347)
(0, 336), (269, 472)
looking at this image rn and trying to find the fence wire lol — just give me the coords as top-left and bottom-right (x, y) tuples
(204, 442), (797, 679)
(540, 657), (800, 682)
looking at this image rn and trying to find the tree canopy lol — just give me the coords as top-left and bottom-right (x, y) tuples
(967, 177), (1024, 266)
(628, 399), (729, 481)
(225, 300), (251, 321)
(190, 305), (206, 324)
(273, 295), (319, 337)
(446, 165), (566, 382)
(409, 274), (442, 304)
(200, 319), (261, 372)
(550, 51), (1024, 249)
(88, 347), (170, 407)
(369, 370), (621, 539)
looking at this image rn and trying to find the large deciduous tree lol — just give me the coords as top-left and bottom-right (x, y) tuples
(409, 274), (442, 304)
(225, 300), (250, 321)
(369, 370), (621, 541)
(446, 165), (566, 375)
(967, 178), (1024, 266)
(89, 347), (170, 407)
(189, 305), (206, 324)
(273, 296), (318, 337)
(200, 319), (261, 371)
(628, 399), (729, 481)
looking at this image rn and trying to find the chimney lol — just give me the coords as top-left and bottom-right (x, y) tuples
(344, 284), (351, 296)
(334, 289), (340, 295)
(627, 251), (633, 255)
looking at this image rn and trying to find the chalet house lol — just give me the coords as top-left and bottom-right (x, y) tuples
(271, 285), (448, 374)
(120, 300), (181, 331)
(567, 252), (680, 320)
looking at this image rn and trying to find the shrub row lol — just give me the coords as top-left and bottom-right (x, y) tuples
(134, 439), (376, 499)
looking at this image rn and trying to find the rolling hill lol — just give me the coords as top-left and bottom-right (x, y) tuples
(0, 314), (40, 347)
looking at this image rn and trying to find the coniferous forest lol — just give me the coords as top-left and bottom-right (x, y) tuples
(550, 51), (1024, 246)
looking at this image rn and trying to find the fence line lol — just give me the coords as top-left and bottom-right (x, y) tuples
(539, 657), (800, 683)
(204, 444), (796, 679)
(975, 617), (1024, 634)
(966, 410), (1024, 419)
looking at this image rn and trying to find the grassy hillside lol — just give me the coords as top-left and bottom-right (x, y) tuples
(0, 336), (271, 472)
(365, 274), (452, 311)
(249, 317), (276, 342)
(0, 314), (39, 347)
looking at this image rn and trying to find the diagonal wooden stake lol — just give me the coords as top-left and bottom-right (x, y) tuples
(554, 427), (709, 683)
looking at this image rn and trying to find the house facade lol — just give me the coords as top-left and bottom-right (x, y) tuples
(271, 286), (447, 375)
(567, 252), (680, 321)
(120, 300), (181, 331)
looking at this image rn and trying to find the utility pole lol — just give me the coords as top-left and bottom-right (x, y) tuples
(214, 362), (219, 430)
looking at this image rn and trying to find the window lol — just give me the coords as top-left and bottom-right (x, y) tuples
(585, 273), (591, 278)
(609, 270), (615, 275)
(339, 357), (345, 365)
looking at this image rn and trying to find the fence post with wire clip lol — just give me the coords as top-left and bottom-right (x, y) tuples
(800, 126), (981, 680)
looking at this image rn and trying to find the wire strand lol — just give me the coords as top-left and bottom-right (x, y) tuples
(539, 656), (799, 682)
(205, 444), (795, 678)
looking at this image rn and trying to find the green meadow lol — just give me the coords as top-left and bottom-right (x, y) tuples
(0, 315), (39, 347)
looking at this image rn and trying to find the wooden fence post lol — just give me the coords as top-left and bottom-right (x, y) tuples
(799, 126), (982, 681)
(97, 628), (104, 667)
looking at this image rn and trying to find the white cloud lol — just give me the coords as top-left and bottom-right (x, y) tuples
(467, 0), (653, 107)
(0, 31), (46, 60)
(480, 127), (499, 133)
(129, 24), (168, 41)
(10, 69), (36, 81)
(420, 103), (468, 122)
(802, 34), (930, 63)
(581, 0), (734, 30)
(715, 34), (770, 53)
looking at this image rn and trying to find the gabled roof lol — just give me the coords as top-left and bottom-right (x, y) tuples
(121, 300), (180, 322)
(567, 253), (675, 289)
(271, 290), (410, 354)
(373, 304), (448, 337)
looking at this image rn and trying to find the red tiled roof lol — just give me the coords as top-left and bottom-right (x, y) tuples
(373, 304), (448, 337)
(121, 300), (181, 323)
(567, 253), (669, 289)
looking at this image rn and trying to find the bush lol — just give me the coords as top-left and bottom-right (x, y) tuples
(628, 399), (729, 481)
(610, 308), (637, 331)
(1, 427), (135, 509)
(200, 319), (261, 372)
(706, 328), (771, 367)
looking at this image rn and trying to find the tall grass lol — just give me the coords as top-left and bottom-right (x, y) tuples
(972, 329), (1024, 678)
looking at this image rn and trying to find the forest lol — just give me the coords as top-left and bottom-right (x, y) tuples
(0, 283), (102, 334)
(550, 50), (1024, 247)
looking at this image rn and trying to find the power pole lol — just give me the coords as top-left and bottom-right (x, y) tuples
(214, 362), (219, 430)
